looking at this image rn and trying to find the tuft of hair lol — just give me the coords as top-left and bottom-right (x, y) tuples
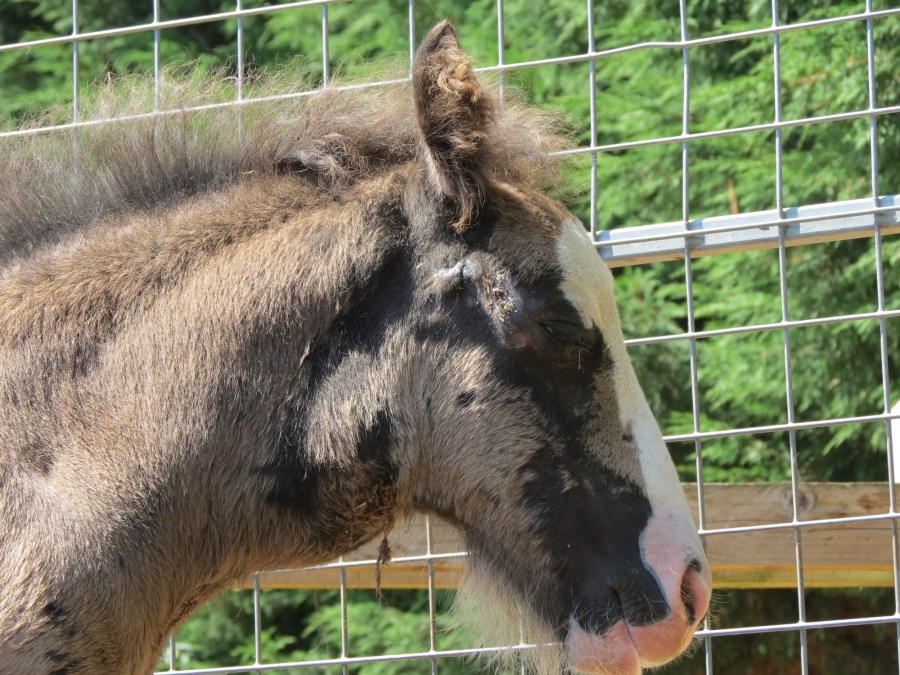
(0, 53), (568, 266)
(451, 560), (570, 674)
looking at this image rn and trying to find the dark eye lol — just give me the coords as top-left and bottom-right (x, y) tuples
(539, 320), (585, 346)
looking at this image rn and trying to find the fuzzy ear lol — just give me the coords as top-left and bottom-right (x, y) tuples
(413, 20), (496, 233)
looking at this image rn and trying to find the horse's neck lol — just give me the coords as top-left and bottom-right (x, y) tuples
(1, 176), (305, 339)
(0, 173), (409, 673)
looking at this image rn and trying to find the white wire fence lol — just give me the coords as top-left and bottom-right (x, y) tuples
(2, 0), (898, 673)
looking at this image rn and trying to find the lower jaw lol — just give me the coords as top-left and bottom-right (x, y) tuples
(564, 620), (641, 675)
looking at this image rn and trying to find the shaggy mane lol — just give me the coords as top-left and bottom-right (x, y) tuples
(0, 67), (568, 264)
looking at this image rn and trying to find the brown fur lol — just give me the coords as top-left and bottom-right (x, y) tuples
(0, 48), (564, 265)
(0, 172), (408, 672)
(0, 21), (687, 675)
(413, 20), (495, 232)
(0, 22), (575, 674)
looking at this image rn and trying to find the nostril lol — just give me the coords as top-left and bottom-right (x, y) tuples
(680, 558), (710, 626)
(680, 569), (696, 625)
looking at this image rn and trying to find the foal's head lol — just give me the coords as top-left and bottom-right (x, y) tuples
(392, 21), (711, 674)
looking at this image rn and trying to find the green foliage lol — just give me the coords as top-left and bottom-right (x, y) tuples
(4, 0), (899, 672)
(163, 588), (491, 674)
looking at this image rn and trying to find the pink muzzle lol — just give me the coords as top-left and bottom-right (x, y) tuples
(565, 515), (712, 674)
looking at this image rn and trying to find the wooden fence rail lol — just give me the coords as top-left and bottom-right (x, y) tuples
(244, 483), (897, 590)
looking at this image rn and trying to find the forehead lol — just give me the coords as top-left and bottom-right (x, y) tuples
(482, 183), (575, 282)
(555, 218), (616, 331)
(485, 190), (615, 333)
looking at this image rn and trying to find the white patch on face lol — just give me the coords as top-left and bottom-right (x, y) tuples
(554, 218), (703, 560)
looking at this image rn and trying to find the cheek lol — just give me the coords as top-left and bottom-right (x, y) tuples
(581, 370), (646, 488)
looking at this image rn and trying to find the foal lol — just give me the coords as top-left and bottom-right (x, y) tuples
(0, 21), (710, 674)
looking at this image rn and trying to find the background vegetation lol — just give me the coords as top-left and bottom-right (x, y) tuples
(1, 0), (898, 673)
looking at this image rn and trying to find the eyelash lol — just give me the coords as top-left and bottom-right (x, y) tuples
(540, 321), (584, 347)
